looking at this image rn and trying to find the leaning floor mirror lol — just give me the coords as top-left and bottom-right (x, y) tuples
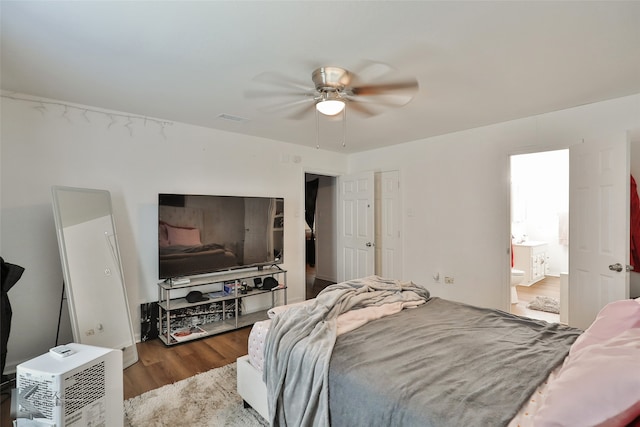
(51, 186), (138, 368)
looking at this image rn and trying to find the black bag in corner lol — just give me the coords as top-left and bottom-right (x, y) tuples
(1, 256), (25, 383)
(262, 276), (279, 290)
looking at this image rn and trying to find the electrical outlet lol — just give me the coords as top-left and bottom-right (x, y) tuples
(444, 276), (454, 284)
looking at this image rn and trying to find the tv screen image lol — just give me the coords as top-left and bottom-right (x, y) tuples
(158, 194), (284, 279)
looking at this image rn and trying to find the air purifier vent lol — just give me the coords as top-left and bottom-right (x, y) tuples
(17, 374), (56, 419)
(16, 343), (123, 426)
(64, 360), (106, 416)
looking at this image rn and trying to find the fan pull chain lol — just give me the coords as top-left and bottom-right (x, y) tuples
(315, 108), (320, 149)
(342, 105), (346, 147)
(314, 101), (347, 149)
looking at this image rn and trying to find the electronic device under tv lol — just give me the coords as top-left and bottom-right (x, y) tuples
(158, 193), (284, 280)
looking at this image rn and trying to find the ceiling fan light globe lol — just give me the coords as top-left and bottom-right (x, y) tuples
(316, 99), (345, 116)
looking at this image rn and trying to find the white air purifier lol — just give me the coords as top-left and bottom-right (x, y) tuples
(15, 343), (123, 427)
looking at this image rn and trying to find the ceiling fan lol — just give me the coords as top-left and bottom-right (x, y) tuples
(245, 62), (420, 120)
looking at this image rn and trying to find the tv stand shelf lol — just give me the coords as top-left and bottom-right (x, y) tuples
(157, 266), (287, 345)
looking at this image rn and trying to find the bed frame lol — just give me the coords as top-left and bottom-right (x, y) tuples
(237, 355), (269, 420)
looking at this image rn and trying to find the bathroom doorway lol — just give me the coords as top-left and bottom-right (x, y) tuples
(510, 149), (569, 323)
(305, 173), (338, 299)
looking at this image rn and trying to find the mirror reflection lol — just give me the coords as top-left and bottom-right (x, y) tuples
(158, 194), (284, 280)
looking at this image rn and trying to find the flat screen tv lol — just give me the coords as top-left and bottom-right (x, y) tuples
(158, 193), (284, 279)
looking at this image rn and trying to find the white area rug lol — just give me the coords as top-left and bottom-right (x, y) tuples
(527, 296), (560, 314)
(124, 362), (268, 427)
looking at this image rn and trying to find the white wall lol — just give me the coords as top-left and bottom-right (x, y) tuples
(0, 96), (347, 373)
(349, 94), (640, 311)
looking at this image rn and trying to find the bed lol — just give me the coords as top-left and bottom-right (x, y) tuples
(158, 206), (238, 278)
(237, 276), (640, 427)
(159, 241), (238, 278)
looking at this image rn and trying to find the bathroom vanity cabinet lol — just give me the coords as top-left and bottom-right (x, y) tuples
(513, 241), (548, 286)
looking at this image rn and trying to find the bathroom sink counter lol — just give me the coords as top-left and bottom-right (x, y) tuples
(513, 242), (548, 286)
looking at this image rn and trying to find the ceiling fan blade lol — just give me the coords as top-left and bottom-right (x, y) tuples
(344, 91), (416, 108)
(350, 78), (419, 96)
(285, 102), (316, 120)
(350, 60), (396, 83)
(249, 62), (418, 121)
(258, 97), (316, 116)
(345, 101), (380, 117)
(244, 88), (315, 99)
(252, 71), (315, 92)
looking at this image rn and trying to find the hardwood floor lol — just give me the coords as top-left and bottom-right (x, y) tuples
(305, 264), (335, 299)
(0, 381), (12, 427)
(511, 276), (561, 323)
(123, 327), (251, 400)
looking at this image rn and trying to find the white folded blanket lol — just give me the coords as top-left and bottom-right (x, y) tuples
(268, 296), (424, 336)
(267, 299), (314, 318)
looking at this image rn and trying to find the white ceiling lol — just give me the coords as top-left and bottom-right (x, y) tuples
(2, 1), (639, 153)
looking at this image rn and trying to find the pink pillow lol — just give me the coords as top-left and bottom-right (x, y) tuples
(158, 222), (170, 248)
(533, 304), (640, 427)
(166, 224), (201, 246)
(570, 299), (640, 355)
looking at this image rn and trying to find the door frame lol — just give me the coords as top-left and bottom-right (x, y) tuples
(507, 149), (569, 319)
(505, 133), (632, 326)
(303, 169), (340, 286)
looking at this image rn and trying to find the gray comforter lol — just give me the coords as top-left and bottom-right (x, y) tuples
(328, 297), (582, 427)
(263, 276), (430, 427)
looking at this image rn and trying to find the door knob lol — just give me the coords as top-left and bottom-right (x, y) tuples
(366, 242), (374, 247)
(609, 263), (623, 272)
(609, 263), (634, 272)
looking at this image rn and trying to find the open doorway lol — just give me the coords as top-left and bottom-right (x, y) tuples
(510, 149), (568, 323)
(305, 173), (337, 299)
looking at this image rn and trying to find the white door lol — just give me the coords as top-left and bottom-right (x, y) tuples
(338, 171), (375, 282)
(375, 171), (402, 278)
(569, 133), (630, 330)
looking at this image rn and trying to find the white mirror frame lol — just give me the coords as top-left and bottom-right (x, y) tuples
(51, 186), (138, 368)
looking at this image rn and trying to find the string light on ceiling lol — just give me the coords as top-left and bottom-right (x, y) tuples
(1, 92), (173, 138)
